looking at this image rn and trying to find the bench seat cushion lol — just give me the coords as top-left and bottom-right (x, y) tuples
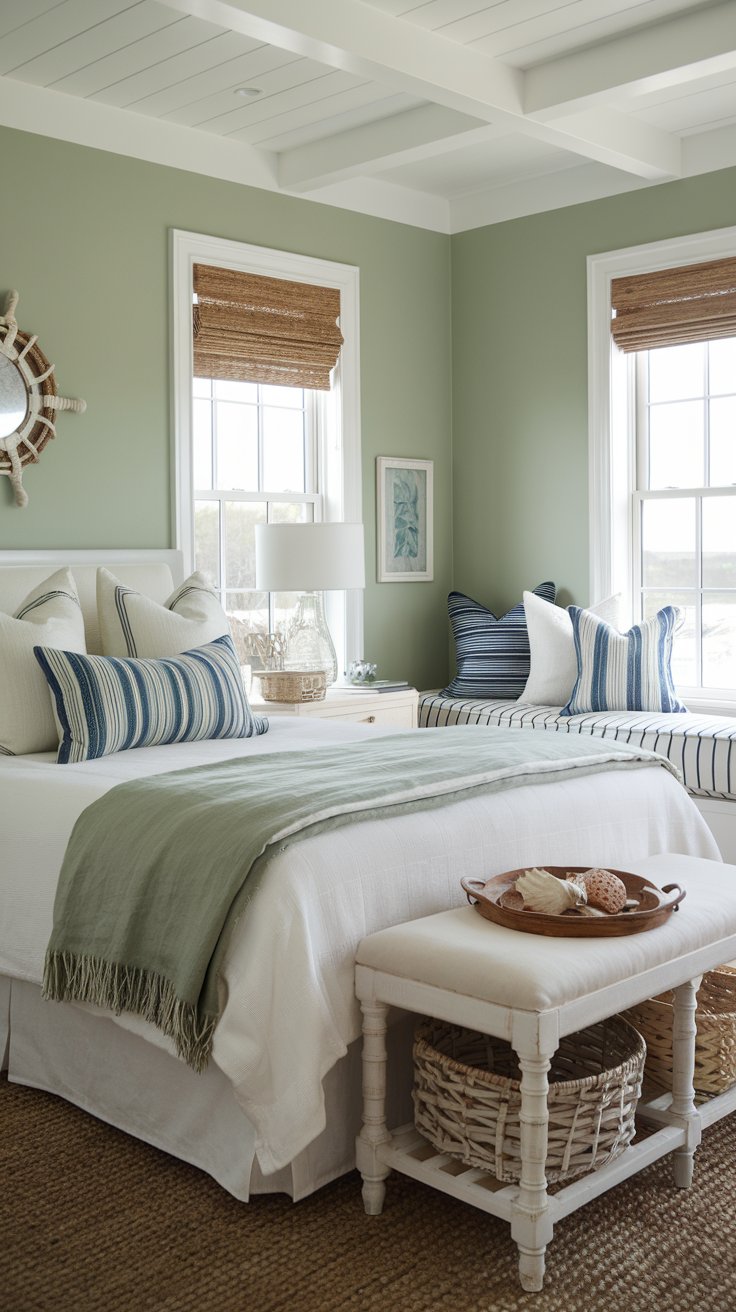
(419, 693), (736, 803)
(356, 855), (736, 1013)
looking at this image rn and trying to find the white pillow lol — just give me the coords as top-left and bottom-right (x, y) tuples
(97, 568), (229, 658)
(519, 592), (622, 706)
(0, 568), (87, 755)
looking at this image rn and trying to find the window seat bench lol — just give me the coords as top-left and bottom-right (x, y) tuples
(418, 693), (736, 861)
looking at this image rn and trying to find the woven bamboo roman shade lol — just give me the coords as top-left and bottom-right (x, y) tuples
(192, 264), (343, 390)
(611, 256), (736, 352)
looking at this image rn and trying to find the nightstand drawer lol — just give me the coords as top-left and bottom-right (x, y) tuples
(250, 687), (418, 728)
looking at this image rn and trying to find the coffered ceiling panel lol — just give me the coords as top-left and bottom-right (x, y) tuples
(0, 0), (734, 232)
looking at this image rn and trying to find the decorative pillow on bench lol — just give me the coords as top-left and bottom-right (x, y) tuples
(34, 633), (268, 763)
(442, 581), (556, 699)
(561, 605), (687, 715)
(520, 590), (620, 706)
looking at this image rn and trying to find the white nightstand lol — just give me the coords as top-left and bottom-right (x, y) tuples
(249, 685), (418, 729)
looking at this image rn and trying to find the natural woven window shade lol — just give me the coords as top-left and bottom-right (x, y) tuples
(611, 256), (736, 352)
(192, 264), (343, 390)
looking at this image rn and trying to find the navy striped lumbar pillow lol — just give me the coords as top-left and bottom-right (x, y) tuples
(442, 582), (556, 699)
(561, 606), (687, 715)
(34, 633), (268, 764)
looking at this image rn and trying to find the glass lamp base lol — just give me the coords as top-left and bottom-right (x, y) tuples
(284, 592), (337, 684)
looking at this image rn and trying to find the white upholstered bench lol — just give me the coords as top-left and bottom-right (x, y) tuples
(355, 854), (736, 1293)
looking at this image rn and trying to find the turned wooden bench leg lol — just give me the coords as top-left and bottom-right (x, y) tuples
(356, 998), (392, 1215)
(670, 975), (703, 1189)
(510, 1025), (556, 1293)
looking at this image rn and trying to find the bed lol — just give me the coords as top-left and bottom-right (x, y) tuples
(0, 551), (722, 1202)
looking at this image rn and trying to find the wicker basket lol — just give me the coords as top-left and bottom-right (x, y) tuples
(257, 670), (328, 703)
(413, 1016), (645, 1184)
(622, 963), (736, 1098)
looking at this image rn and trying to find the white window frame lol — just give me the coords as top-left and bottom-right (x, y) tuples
(170, 229), (363, 669)
(587, 224), (736, 715)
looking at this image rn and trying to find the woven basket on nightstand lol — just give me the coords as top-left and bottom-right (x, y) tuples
(622, 963), (736, 1097)
(412, 1015), (644, 1184)
(257, 669), (328, 703)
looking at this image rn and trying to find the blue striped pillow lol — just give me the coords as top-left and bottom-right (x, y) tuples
(34, 634), (268, 764)
(442, 582), (556, 699)
(561, 606), (687, 716)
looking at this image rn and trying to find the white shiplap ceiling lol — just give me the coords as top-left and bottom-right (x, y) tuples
(1, 0), (736, 232)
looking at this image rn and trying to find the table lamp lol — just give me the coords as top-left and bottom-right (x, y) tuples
(255, 522), (365, 684)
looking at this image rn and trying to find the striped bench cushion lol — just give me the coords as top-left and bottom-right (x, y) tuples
(419, 693), (736, 802)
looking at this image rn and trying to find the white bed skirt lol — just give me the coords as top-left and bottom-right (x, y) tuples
(2, 977), (414, 1202)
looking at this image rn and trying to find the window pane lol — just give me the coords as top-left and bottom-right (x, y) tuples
(262, 407), (305, 491)
(194, 500), (220, 587)
(223, 500), (265, 589)
(193, 377), (212, 398)
(260, 384), (304, 409)
(641, 498), (696, 587)
(215, 401), (258, 490)
(702, 594), (736, 689)
(269, 501), (314, 524)
(193, 399), (212, 490)
(703, 496), (736, 587)
(648, 342), (705, 402)
(709, 396), (736, 487)
(648, 401), (704, 488)
(214, 379), (258, 402)
(641, 589), (695, 688)
(709, 338), (736, 396)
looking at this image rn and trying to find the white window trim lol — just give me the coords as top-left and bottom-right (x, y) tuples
(170, 228), (363, 668)
(587, 224), (736, 714)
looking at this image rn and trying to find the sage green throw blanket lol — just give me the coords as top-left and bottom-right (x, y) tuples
(43, 726), (676, 1071)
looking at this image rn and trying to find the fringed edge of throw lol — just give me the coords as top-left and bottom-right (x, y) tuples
(42, 950), (216, 1073)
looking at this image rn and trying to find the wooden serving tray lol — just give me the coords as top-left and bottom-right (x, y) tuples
(460, 866), (686, 937)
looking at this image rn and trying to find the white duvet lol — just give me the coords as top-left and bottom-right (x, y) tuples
(0, 717), (720, 1174)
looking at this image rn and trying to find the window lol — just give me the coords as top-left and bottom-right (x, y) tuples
(588, 227), (736, 712)
(633, 339), (736, 694)
(171, 230), (362, 673)
(192, 378), (322, 661)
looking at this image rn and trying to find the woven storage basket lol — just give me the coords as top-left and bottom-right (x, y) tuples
(622, 963), (736, 1097)
(413, 1016), (645, 1184)
(257, 670), (327, 703)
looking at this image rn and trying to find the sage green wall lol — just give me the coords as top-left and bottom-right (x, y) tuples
(0, 126), (452, 690)
(451, 166), (736, 615)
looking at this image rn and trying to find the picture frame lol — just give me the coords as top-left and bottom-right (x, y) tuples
(376, 456), (434, 582)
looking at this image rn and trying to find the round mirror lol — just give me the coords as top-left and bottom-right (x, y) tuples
(0, 355), (27, 438)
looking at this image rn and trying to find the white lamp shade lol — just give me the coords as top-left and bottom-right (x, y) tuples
(255, 523), (365, 592)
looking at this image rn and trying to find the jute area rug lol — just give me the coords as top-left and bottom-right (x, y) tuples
(1, 1074), (734, 1312)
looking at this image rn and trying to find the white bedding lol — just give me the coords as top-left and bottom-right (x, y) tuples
(0, 717), (721, 1183)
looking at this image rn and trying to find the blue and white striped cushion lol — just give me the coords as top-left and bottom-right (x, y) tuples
(442, 582), (556, 699)
(562, 606), (686, 716)
(418, 693), (736, 801)
(34, 633), (268, 764)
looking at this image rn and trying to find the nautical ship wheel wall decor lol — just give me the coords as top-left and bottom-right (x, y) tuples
(0, 290), (86, 508)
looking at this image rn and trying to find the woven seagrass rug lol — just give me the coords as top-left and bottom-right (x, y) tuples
(1, 1074), (734, 1312)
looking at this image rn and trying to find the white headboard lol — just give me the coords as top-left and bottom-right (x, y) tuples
(0, 549), (184, 653)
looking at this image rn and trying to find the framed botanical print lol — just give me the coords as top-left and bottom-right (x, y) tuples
(376, 456), (434, 582)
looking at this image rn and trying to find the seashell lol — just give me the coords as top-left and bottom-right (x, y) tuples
(516, 867), (587, 915)
(579, 867), (627, 914)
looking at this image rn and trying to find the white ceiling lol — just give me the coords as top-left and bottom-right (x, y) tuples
(1, 0), (736, 232)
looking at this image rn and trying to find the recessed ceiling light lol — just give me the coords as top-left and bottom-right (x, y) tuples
(234, 86), (262, 98)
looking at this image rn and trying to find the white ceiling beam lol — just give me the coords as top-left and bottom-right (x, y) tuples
(161, 0), (682, 180)
(278, 105), (489, 191)
(534, 109), (682, 180)
(159, 0), (524, 118)
(525, 1), (736, 117)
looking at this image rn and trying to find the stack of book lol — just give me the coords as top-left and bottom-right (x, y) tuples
(339, 679), (411, 694)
